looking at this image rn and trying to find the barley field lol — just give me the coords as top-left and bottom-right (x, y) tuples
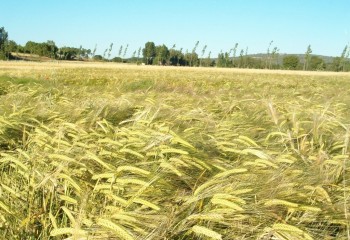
(1, 62), (350, 239)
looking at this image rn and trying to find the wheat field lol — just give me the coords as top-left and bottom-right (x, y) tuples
(0, 62), (350, 239)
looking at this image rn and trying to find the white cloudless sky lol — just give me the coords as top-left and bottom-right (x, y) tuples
(2, 0), (350, 57)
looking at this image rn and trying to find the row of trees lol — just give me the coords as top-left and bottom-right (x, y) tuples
(1, 26), (349, 71)
(141, 40), (350, 71)
(282, 44), (350, 72)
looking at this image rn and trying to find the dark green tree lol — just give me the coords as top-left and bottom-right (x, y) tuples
(169, 49), (184, 66)
(216, 50), (225, 67)
(23, 40), (57, 58)
(142, 42), (156, 65)
(93, 55), (103, 61)
(177, 48), (183, 66)
(309, 56), (325, 71)
(0, 27), (8, 53)
(155, 44), (169, 65)
(283, 55), (300, 70)
(5, 40), (18, 53)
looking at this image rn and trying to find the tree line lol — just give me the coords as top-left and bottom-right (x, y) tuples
(1, 26), (349, 71)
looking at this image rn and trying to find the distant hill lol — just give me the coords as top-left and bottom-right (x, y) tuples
(246, 53), (336, 64)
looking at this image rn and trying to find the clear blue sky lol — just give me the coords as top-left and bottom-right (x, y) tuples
(2, 0), (350, 57)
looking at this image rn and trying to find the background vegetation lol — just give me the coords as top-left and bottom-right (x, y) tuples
(0, 63), (350, 239)
(1, 26), (349, 71)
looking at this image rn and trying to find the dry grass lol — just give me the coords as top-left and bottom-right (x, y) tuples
(0, 61), (349, 239)
(1, 60), (350, 76)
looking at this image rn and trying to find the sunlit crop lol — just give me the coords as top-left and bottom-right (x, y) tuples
(0, 62), (350, 239)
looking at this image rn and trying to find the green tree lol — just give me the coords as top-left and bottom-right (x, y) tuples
(168, 44), (176, 64)
(123, 44), (129, 60)
(330, 57), (342, 72)
(169, 49), (184, 66)
(23, 40), (57, 58)
(177, 48), (183, 66)
(309, 56), (325, 71)
(239, 49), (244, 68)
(265, 40), (273, 69)
(190, 41), (199, 66)
(283, 55), (300, 70)
(57, 47), (77, 60)
(339, 45), (349, 72)
(216, 50), (225, 67)
(103, 48), (107, 59)
(225, 51), (230, 67)
(200, 45), (207, 67)
(5, 40), (18, 53)
(93, 55), (103, 61)
(185, 51), (198, 66)
(231, 43), (238, 67)
(46, 40), (58, 59)
(0, 27), (8, 51)
(206, 51), (213, 67)
(56, 46), (88, 60)
(118, 45), (123, 59)
(155, 44), (169, 65)
(137, 47), (142, 64)
(270, 47), (279, 69)
(142, 42), (156, 65)
(0, 27), (10, 59)
(92, 44), (97, 59)
(107, 43), (113, 60)
(303, 45), (312, 70)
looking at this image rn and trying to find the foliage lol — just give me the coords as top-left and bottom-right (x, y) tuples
(57, 46), (91, 60)
(309, 56), (325, 71)
(0, 27), (8, 51)
(283, 55), (300, 70)
(93, 55), (104, 61)
(304, 45), (312, 70)
(111, 56), (123, 62)
(155, 44), (169, 65)
(0, 27), (9, 60)
(24, 40), (58, 58)
(0, 64), (350, 239)
(184, 52), (199, 66)
(142, 42), (156, 65)
(217, 52), (231, 68)
(168, 49), (185, 66)
(1, 26), (349, 72)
